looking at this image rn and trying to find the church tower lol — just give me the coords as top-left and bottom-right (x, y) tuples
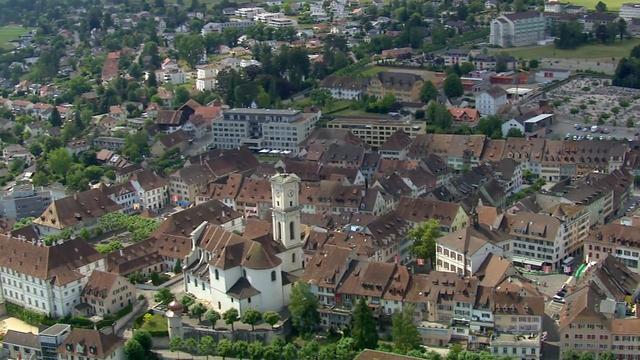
(270, 172), (304, 272)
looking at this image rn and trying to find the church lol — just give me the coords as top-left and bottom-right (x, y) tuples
(183, 172), (304, 315)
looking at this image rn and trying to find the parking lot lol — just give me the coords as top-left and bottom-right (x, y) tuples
(548, 78), (640, 141)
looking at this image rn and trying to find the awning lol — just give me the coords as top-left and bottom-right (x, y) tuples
(512, 256), (544, 267)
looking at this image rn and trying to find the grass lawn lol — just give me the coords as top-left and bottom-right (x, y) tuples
(0, 25), (31, 49)
(134, 313), (168, 336)
(567, 0), (626, 10)
(490, 38), (640, 59)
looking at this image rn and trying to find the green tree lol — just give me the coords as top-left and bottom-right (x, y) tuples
(310, 88), (332, 106)
(352, 298), (378, 350)
(47, 148), (73, 179)
(618, 18), (628, 40)
(288, 282), (320, 336)
(282, 343), (298, 360)
(122, 132), (149, 163)
(241, 308), (263, 331)
(190, 302), (207, 323)
(514, 0), (526, 11)
(217, 339), (234, 360)
(459, 62), (475, 75)
(124, 339), (145, 360)
(247, 342), (264, 360)
(419, 80), (438, 103)
(181, 295), (195, 308)
(132, 331), (152, 354)
(392, 304), (421, 354)
(443, 73), (463, 98)
(426, 102), (452, 130)
(183, 338), (199, 355)
(223, 308), (239, 332)
(175, 34), (205, 69)
(198, 336), (216, 360)
(49, 107), (62, 127)
(169, 337), (184, 358)
(300, 340), (320, 360)
(477, 116), (503, 138)
(409, 219), (441, 268)
(507, 128), (524, 137)
(336, 337), (357, 360)
(263, 311), (280, 329)
(173, 86), (191, 108)
(154, 288), (174, 305)
(596, 0), (607, 12)
(205, 309), (220, 328)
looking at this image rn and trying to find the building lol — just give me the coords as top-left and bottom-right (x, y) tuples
(33, 188), (121, 235)
(490, 12), (546, 47)
(57, 328), (125, 360)
(93, 136), (126, 151)
(326, 115), (426, 149)
(319, 75), (368, 100)
(0, 236), (105, 317)
(183, 173), (303, 315)
(490, 333), (541, 360)
(130, 170), (168, 211)
(79, 270), (136, 317)
(436, 225), (505, 276)
(0, 182), (56, 220)
(196, 65), (218, 91)
(211, 108), (321, 153)
(535, 68), (571, 83)
(2, 144), (35, 165)
(476, 87), (508, 116)
(585, 222), (640, 273)
(2, 330), (41, 359)
(620, 3), (640, 21)
(367, 72), (424, 102)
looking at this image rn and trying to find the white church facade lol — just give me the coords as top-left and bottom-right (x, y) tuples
(183, 173), (304, 315)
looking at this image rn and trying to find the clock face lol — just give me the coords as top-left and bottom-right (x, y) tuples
(288, 190), (294, 197)
(275, 190), (281, 197)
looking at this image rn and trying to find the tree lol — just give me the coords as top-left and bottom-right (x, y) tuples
(419, 80), (438, 103)
(131, 331), (152, 355)
(205, 309), (220, 328)
(300, 340), (320, 360)
(263, 311), (280, 329)
(288, 282), (320, 336)
(529, 59), (540, 69)
(514, 0), (526, 11)
(247, 342), (264, 360)
(47, 148), (73, 179)
(618, 18), (628, 40)
(175, 34), (205, 69)
(122, 131), (149, 163)
(217, 339), (234, 360)
(242, 308), (263, 331)
(443, 73), (463, 98)
(198, 336), (216, 360)
(124, 339), (146, 360)
(426, 102), (452, 130)
(392, 304), (421, 354)
(181, 295), (195, 308)
(507, 128), (524, 137)
(223, 308), (239, 332)
(154, 288), (174, 305)
(183, 338), (199, 355)
(190, 302), (207, 323)
(49, 107), (62, 127)
(310, 88), (332, 107)
(352, 298), (378, 350)
(169, 337), (184, 358)
(477, 116), (503, 138)
(596, 1), (607, 12)
(460, 62), (475, 75)
(409, 219), (441, 268)
(173, 86), (191, 108)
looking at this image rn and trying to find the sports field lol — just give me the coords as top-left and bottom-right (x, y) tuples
(490, 38), (640, 59)
(566, 0), (626, 10)
(0, 25), (31, 49)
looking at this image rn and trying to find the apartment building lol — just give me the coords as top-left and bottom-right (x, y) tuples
(0, 182), (56, 220)
(211, 108), (321, 154)
(490, 334), (541, 360)
(130, 170), (168, 211)
(326, 115), (426, 149)
(79, 270), (135, 317)
(367, 72), (424, 102)
(0, 236), (105, 317)
(475, 87), (508, 116)
(436, 225), (505, 276)
(490, 12), (546, 47)
(585, 222), (640, 273)
(620, 3), (640, 21)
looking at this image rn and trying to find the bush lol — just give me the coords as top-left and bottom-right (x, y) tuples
(6, 302), (53, 326)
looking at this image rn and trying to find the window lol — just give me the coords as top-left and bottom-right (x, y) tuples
(271, 271), (276, 282)
(292, 253), (296, 263)
(215, 269), (219, 280)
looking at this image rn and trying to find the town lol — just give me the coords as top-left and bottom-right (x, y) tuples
(0, 0), (639, 359)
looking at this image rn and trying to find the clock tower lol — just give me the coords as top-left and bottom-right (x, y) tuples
(270, 172), (304, 272)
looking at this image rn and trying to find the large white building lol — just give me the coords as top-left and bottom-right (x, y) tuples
(211, 108), (321, 154)
(490, 12), (546, 47)
(183, 173), (303, 315)
(0, 237), (105, 317)
(620, 3), (640, 21)
(476, 87), (508, 116)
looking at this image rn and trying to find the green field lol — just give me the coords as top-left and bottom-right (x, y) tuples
(0, 25), (31, 49)
(567, 0), (626, 10)
(490, 38), (640, 59)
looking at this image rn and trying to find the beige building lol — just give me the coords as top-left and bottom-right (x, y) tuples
(585, 222), (640, 273)
(436, 225), (505, 276)
(367, 72), (424, 102)
(80, 270), (135, 317)
(326, 115), (425, 149)
(491, 333), (541, 360)
(395, 197), (469, 233)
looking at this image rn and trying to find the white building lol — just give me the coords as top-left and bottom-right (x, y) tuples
(235, 7), (265, 19)
(620, 3), (640, 21)
(155, 68), (187, 85)
(490, 12), (546, 47)
(476, 87), (508, 116)
(196, 65), (219, 91)
(0, 237), (105, 317)
(436, 226), (504, 276)
(130, 170), (168, 211)
(183, 173), (303, 315)
(211, 108), (321, 154)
